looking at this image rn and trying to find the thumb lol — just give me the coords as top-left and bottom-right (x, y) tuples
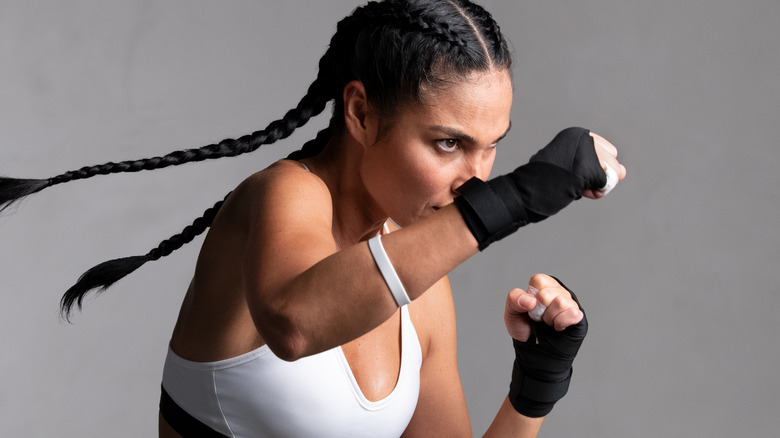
(506, 288), (537, 315)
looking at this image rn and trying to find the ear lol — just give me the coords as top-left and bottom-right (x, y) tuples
(342, 81), (378, 148)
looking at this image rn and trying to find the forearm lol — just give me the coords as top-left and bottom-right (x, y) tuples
(483, 397), (544, 438)
(251, 127), (613, 360)
(380, 205), (479, 297)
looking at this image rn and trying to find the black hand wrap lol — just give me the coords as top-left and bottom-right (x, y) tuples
(454, 127), (606, 249)
(508, 279), (587, 418)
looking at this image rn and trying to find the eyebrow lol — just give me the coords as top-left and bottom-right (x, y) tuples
(428, 121), (512, 145)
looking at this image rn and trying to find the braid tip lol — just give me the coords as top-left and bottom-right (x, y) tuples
(0, 177), (50, 214)
(59, 255), (149, 322)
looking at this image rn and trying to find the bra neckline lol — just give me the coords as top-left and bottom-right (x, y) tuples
(335, 305), (413, 409)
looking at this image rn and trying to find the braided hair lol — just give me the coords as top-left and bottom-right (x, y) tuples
(0, 0), (512, 319)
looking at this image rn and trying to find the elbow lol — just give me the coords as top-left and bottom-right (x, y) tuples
(252, 306), (309, 362)
(266, 332), (307, 362)
(245, 274), (318, 361)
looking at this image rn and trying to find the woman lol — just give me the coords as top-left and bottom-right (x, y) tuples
(0, 0), (625, 436)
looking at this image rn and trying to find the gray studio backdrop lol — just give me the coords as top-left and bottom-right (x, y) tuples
(1, 1), (778, 436)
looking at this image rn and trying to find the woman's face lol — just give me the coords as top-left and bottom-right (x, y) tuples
(360, 68), (513, 227)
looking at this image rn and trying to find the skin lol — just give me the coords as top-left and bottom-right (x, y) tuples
(159, 68), (626, 437)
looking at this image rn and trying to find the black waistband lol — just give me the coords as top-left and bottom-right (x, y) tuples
(160, 385), (229, 438)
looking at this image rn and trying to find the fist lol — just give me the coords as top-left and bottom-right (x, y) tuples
(582, 131), (627, 199)
(504, 273), (585, 342)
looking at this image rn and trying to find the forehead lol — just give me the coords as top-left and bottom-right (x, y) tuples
(403, 69), (513, 141)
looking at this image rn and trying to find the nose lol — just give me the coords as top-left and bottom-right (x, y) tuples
(451, 154), (493, 193)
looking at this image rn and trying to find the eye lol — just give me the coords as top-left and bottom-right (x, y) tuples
(436, 139), (459, 153)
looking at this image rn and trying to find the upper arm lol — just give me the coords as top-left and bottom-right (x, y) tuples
(237, 163), (338, 337)
(234, 161), (404, 360)
(403, 276), (472, 437)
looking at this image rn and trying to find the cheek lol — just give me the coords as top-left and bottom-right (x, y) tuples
(396, 151), (449, 195)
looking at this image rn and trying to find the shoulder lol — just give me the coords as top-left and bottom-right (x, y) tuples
(236, 160), (330, 210)
(228, 160), (333, 232)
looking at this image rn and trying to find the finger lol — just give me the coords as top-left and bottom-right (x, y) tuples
(617, 162), (627, 181)
(593, 147), (620, 174)
(598, 161), (619, 195)
(533, 285), (568, 309)
(528, 274), (581, 324)
(583, 162), (624, 199)
(552, 307), (585, 331)
(581, 188), (605, 199)
(589, 132), (626, 182)
(589, 147), (625, 199)
(527, 274), (570, 307)
(525, 285), (546, 321)
(544, 295), (585, 331)
(589, 132), (618, 157)
(527, 273), (560, 292)
(590, 132), (626, 180)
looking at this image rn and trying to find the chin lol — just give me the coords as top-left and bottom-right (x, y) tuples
(413, 208), (437, 223)
(387, 205), (436, 228)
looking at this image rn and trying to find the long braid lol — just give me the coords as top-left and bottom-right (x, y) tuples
(55, 67), (337, 318)
(2, 0), (514, 318)
(286, 124), (334, 161)
(59, 192), (230, 320)
(0, 78), (331, 214)
(54, 18), (350, 318)
(0, 178), (49, 214)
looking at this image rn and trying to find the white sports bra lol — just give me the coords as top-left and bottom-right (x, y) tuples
(161, 162), (420, 436)
(161, 304), (422, 437)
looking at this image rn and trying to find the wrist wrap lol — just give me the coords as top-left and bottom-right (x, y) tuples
(508, 278), (587, 417)
(454, 127), (606, 249)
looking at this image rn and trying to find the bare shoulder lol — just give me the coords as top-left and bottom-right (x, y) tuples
(228, 160), (333, 232)
(236, 160), (331, 211)
(240, 159), (326, 191)
(234, 159), (340, 294)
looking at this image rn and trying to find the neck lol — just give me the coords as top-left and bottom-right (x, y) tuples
(303, 130), (387, 248)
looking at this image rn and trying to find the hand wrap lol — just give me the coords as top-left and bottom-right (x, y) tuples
(454, 127), (607, 249)
(508, 279), (587, 417)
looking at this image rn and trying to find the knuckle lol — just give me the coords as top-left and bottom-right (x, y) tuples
(535, 288), (554, 306)
(528, 273), (553, 288)
(553, 307), (582, 331)
(550, 295), (567, 308)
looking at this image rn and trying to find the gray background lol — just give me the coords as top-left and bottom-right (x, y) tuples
(1, 0), (778, 436)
